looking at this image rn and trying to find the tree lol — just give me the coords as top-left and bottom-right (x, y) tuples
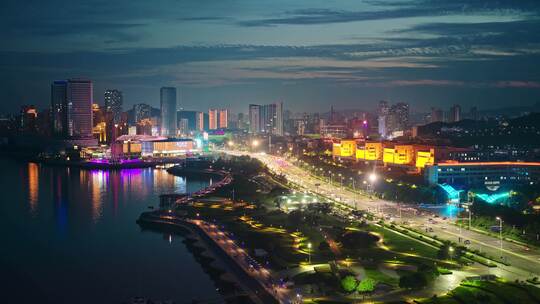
(318, 241), (330, 251)
(339, 231), (380, 250)
(287, 210), (303, 227)
(341, 275), (358, 293)
(357, 277), (376, 293)
(399, 272), (428, 290)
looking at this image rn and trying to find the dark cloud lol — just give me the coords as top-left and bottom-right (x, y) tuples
(238, 1), (540, 27)
(1, 0), (540, 113)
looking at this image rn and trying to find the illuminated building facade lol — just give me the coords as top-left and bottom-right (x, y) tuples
(196, 111), (204, 131)
(426, 162), (540, 188)
(141, 139), (196, 157)
(332, 140), (438, 169)
(219, 109), (228, 129)
(208, 109), (218, 130)
(248, 102), (283, 135)
(104, 89), (123, 124)
(66, 79), (93, 138)
(51, 80), (68, 136)
(160, 87), (177, 137)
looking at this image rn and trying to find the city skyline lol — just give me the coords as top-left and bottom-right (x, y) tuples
(2, 1), (540, 113)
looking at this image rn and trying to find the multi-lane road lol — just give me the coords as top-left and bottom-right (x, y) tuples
(225, 150), (540, 279)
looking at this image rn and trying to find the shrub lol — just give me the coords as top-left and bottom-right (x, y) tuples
(341, 275), (358, 292)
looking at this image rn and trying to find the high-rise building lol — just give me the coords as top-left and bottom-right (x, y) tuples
(104, 89), (123, 124)
(196, 112), (204, 131)
(274, 102), (283, 136)
(66, 79), (93, 138)
(51, 80), (68, 137)
(378, 101), (409, 138)
(237, 112), (246, 130)
(249, 104), (260, 134)
(430, 107), (444, 123)
(160, 87), (177, 136)
(133, 103), (152, 123)
(208, 109), (218, 130)
(178, 110), (199, 131)
(178, 118), (189, 135)
(377, 100), (390, 137)
(218, 109), (228, 129)
(249, 102), (284, 135)
(378, 101), (390, 117)
(449, 104), (461, 123)
(20, 105), (38, 133)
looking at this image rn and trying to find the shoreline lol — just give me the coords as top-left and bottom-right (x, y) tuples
(137, 214), (278, 304)
(138, 221), (253, 303)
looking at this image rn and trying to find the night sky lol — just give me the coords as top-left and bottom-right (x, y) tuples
(1, 0), (540, 113)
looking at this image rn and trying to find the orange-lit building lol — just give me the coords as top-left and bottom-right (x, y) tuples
(339, 140), (356, 157)
(331, 139), (462, 171)
(208, 109), (218, 130)
(218, 109), (228, 129)
(364, 142), (383, 160)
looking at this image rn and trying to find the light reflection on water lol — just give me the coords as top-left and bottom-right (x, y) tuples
(3, 160), (221, 304)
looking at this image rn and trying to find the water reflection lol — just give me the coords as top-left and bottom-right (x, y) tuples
(4, 160), (220, 304)
(28, 162), (39, 216)
(91, 170), (106, 221)
(27, 167), (197, 222)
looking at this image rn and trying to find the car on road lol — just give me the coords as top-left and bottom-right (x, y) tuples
(464, 240), (471, 245)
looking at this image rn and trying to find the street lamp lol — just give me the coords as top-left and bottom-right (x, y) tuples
(307, 242), (312, 264)
(449, 246), (454, 261)
(227, 140), (234, 147)
(368, 173), (377, 183)
(252, 139), (259, 148)
(496, 216), (503, 256)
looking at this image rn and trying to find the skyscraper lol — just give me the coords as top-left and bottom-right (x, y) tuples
(377, 100), (390, 137)
(379, 101), (409, 137)
(196, 111), (204, 131)
(104, 89), (123, 124)
(133, 103), (152, 123)
(160, 87), (177, 136)
(208, 109), (218, 130)
(249, 104), (260, 134)
(66, 79), (93, 138)
(248, 102), (283, 135)
(51, 80), (67, 137)
(218, 109), (228, 129)
(449, 104), (461, 123)
(430, 107), (444, 123)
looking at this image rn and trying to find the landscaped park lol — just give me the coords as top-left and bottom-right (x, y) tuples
(173, 156), (540, 303)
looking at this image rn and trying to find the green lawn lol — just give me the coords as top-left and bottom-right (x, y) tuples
(363, 267), (399, 286)
(420, 279), (540, 304)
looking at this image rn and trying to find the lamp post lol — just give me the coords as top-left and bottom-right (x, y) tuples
(496, 216), (503, 257)
(307, 242), (312, 264)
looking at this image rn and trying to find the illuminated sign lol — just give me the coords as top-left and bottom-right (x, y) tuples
(475, 192), (511, 204)
(439, 183), (462, 204)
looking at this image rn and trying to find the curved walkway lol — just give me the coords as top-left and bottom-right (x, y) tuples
(138, 212), (284, 304)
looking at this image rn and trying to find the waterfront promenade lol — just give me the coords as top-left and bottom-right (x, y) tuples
(138, 211), (286, 304)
